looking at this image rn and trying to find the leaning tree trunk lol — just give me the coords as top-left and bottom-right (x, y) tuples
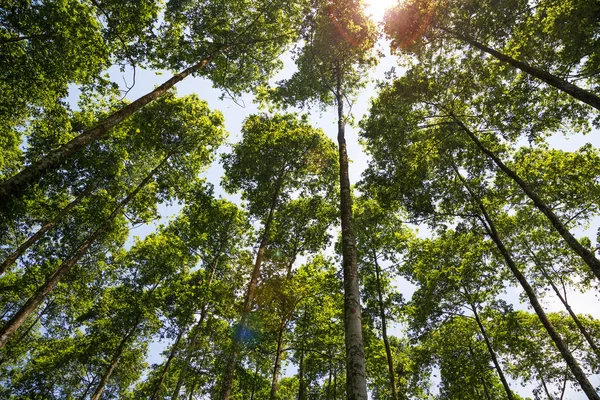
(171, 252), (222, 400)
(0, 51), (219, 211)
(150, 328), (185, 400)
(221, 186), (280, 400)
(298, 348), (306, 400)
(451, 164), (600, 400)
(440, 27), (600, 112)
(269, 321), (287, 400)
(372, 250), (399, 400)
(0, 153), (172, 348)
(451, 114), (600, 282)
(468, 345), (493, 400)
(0, 183), (95, 276)
(90, 321), (139, 400)
(527, 248), (600, 360)
(336, 72), (368, 400)
(469, 301), (515, 400)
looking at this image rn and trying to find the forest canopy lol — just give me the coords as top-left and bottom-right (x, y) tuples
(1, 0), (600, 399)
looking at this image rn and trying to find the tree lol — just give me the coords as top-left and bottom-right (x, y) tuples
(0, 0), (309, 209)
(267, 1), (378, 397)
(220, 113), (338, 399)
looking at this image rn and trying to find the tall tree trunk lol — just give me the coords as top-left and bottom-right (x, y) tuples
(450, 164), (600, 400)
(527, 247), (600, 360)
(269, 321), (286, 400)
(171, 252), (221, 400)
(221, 187), (280, 400)
(336, 73), (367, 400)
(451, 114), (600, 282)
(90, 322), (139, 400)
(0, 52), (219, 210)
(441, 28), (600, 111)
(0, 153), (172, 348)
(328, 346), (334, 400)
(151, 328), (185, 400)
(468, 344), (492, 400)
(534, 363), (554, 400)
(299, 348), (306, 400)
(469, 302), (515, 400)
(250, 361), (260, 400)
(0, 183), (95, 276)
(372, 250), (398, 400)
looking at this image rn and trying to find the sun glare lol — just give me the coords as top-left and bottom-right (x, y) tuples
(365, 0), (398, 22)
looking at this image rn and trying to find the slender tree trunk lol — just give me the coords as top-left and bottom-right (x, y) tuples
(452, 31), (600, 112)
(528, 246), (600, 359)
(0, 52), (219, 209)
(0, 154), (172, 348)
(172, 252), (221, 400)
(451, 115), (600, 282)
(151, 328), (185, 400)
(527, 248), (600, 360)
(535, 364), (554, 400)
(0, 183), (94, 276)
(468, 344), (492, 400)
(221, 187), (280, 399)
(328, 346), (334, 400)
(336, 73), (367, 400)
(372, 250), (398, 400)
(298, 348), (306, 400)
(470, 303), (515, 400)
(90, 322), (139, 400)
(250, 361), (260, 400)
(269, 321), (286, 400)
(450, 164), (600, 400)
(0, 300), (53, 367)
(79, 378), (97, 400)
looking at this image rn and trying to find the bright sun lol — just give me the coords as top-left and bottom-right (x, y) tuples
(365, 0), (398, 21)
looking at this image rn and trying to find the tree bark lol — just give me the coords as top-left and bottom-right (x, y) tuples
(452, 114), (600, 282)
(90, 322), (139, 400)
(470, 302), (515, 400)
(0, 52), (218, 210)
(151, 328), (185, 400)
(0, 183), (95, 276)
(221, 186), (280, 399)
(468, 344), (492, 400)
(450, 31), (600, 112)
(336, 73), (368, 400)
(269, 321), (286, 400)
(299, 348), (306, 400)
(0, 153), (172, 348)
(372, 250), (398, 400)
(450, 164), (600, 400)
(527, 248), (600, 360)
(171, 252), (221, 400)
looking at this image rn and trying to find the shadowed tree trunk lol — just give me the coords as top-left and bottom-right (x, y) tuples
(171, 252), (222, 399)
(0, 53), (219, 211)
(372, 250), (398, 400)
(90, 321), (140, 400)
(526, 247), (600, 360)
(450, 114), (600, 282)
(450, 163), (600, 400)
(221, 185), (280, 399)
(150, 328), (185, 400)
(299, 348), (306, 400)
(439, 28), (600, 111)
(467, 299), (515, 400)
(0, 153), (173, 348)
(0, 182), (95, 276)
